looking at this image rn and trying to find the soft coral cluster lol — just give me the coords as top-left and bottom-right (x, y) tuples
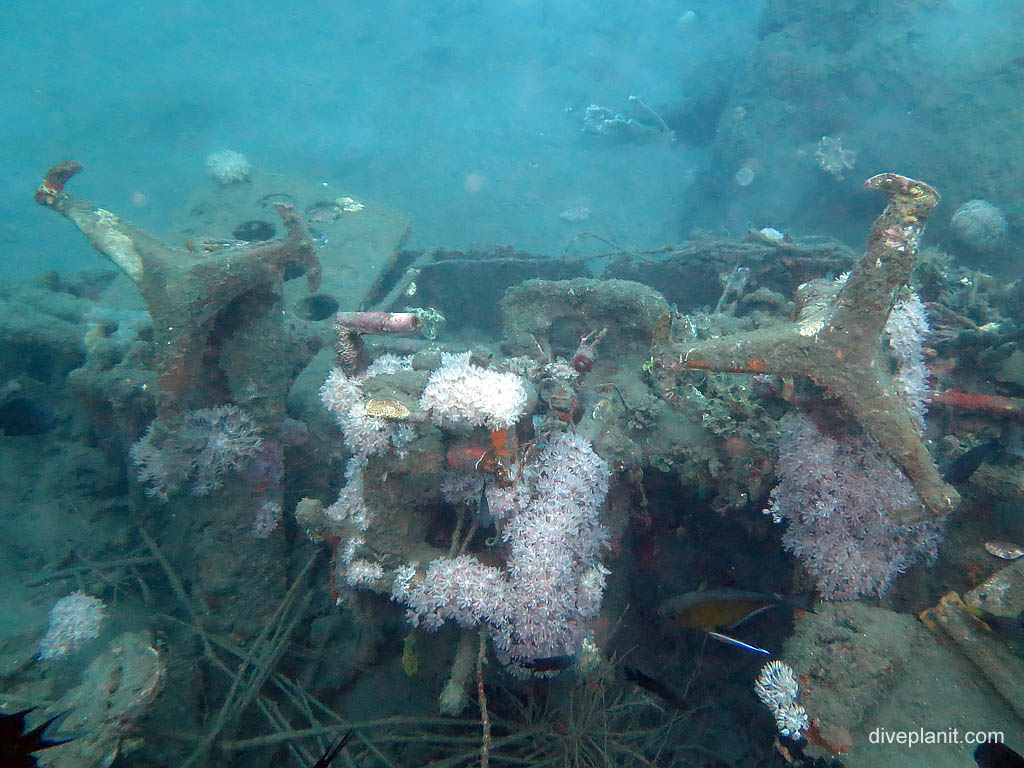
(38, 591), (106, 660)
(419, 351), (529, 431)
(885, 293), (931, 431)
(766, 413), (944, 600)
(129, 405), (263, 500)
(319, 354), (415, 459)
(392, 431), (610, 669)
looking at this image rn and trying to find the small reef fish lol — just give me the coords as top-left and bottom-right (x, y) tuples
(363, 398), (411, 420)
(0, 708), (74, 768)
(946, 441), (1001, 485)
(622, 666), (687, 709)
(312, 729), (353, 768)
(659, 589), (813, 632)
(945, 428), (1024, 486)
(707, 631), (771, 656)
(984, 541), (1024, 561)
(474, 480), (493, 528)
(975, 739), (1024, 768)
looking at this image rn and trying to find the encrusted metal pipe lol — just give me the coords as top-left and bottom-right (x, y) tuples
(335, 311), (421, 335)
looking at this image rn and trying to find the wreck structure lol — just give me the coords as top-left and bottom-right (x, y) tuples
(27, 159), (1022, 767)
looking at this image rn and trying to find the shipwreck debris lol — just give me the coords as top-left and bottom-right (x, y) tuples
(651, 173), (958, 520)
(34, 160), (321, 421)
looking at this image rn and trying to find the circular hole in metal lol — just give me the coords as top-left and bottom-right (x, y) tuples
(232, 220), (276, 242)
(296, 294), (340, 321)
(0, 397), (57, 435)
(283, 261), (307, 281)
(305, 200), (343, 224)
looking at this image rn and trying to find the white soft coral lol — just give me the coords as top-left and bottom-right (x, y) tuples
(420, 352), (529, 430)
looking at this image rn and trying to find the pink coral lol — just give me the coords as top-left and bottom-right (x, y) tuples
(129, 405), (262, 499)
(319, 365), (414, 458)
(885, 293), (931, 431)
(766, 413), (944, 600)
(251, 500), (282, 539)
(394, 556), (511, 630)
(181, 406), (263, 495)
(392, 432), (610, 670)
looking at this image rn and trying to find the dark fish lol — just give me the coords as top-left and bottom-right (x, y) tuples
(978, 610), (1024, 644)
(947, 427), (1024, 485)
(476, 481), (493, 528)
(975, 739), (1024, 768)
(312, 729), (353, 768)
(0, 708), (74, 768)
(659, 589), (813, 631)
(520, 655), (577, 673)
(945, 440), (1000, 485)
(622, 666), (686, 709)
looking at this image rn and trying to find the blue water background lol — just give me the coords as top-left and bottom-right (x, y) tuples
(2, 0), (773, 276)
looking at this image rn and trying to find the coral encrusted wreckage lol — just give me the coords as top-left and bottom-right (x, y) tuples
(23, 156), (1000, 767)
(310, 336), (612, 675)
(34, 160), (321, 421)
(34, 160), (324, 638)
(652, 173), (959, 522)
